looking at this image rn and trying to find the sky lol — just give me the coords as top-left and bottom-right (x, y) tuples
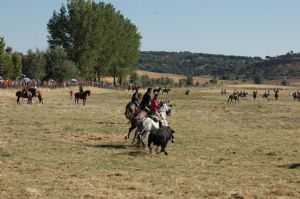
(0, 0), (300, 57)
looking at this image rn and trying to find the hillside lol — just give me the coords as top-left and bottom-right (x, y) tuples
(138, 51), (300, 80)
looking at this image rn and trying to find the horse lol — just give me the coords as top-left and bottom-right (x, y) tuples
(274, 90), (279, 101)
(227, 93), (240, 104)
(158, 100), (172, 126)
(124, 101), (139, 120)
(162, 88), (171, 95)
(292, 92), (300, 101)
(253, 91), (258, 100)
(239, 91), (248, 100)
(74, 90), (91, 105)
(16, 91), (32, 104)
(16, 88), (42, 104)
(125, 102), (172, 146)
(153, 87), (162, 94)
(221, 89), (227, 96)
(185, 89), (190, 95)
(262, 92), (270, 99)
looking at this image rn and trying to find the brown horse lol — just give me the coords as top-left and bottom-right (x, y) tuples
(75, 90), (91, 105)
(16, 88), (43, 104)
(228, 94), (240, 104)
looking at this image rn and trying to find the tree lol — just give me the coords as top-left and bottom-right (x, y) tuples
(186, 75), (194, 86)
(11, 53), (22, 78)
(2, 54), (13, 77)
(44, 47), (77, 83)
(47, 0), (141, 81)
(253, 74), (264, 84)
(0, 37), (5, 76)
(209, 78), (218, 84)
(22, 49), (46, 81)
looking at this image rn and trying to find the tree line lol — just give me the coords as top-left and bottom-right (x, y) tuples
(138, 51), (300, 83)
(0, 0), (141, 85)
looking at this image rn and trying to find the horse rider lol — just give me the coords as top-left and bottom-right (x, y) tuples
(131, 87), (141, 108)
(140, 87), (152, 112)
(150, 93), (163, 127)
(21, 84), (27, 94)
(79, 85), (84, 93)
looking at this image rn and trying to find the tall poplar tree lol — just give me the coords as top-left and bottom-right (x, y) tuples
(47, 0), (141, 81)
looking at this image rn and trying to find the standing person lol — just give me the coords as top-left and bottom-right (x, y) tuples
(140, 87), (152, 111)
(69, 90), (74, 99)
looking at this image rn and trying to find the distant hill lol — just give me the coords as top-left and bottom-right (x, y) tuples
(138, 51), (300, 80)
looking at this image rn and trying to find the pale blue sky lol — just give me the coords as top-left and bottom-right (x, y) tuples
(0, 0), (299, 57)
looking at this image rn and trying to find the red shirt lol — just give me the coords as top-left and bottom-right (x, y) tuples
(150, 98), (159, 113)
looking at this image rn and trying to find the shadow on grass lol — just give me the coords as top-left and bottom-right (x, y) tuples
(115, 150), (148, 157)
(0, 149), (11, 157)
(86, 144), (126, 149)
(278, 163), (300, 169)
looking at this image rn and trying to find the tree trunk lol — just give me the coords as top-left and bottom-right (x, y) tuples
(113, 65), (116, 86)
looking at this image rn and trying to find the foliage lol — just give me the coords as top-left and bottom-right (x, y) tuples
(11, 53), (22, 78)
(44, 47), (77, 83)
(253, 74), (264, 84)
(138, 51), (262, 79)
(281, 79), (289, 86)
(47, 0), (141, 81)
(186, 75), (193, 86)
(0, 37), (5, 76)
(209, 78), (218, 84)
(22, 49), (46, 81)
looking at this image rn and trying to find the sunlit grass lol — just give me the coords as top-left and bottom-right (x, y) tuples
(0, 86), (299, 198)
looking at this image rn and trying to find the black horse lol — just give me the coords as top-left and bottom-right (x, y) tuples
(253, 91), (257, 100)
(162, 88), (171, 95)
(275, 90), (279, 101)
(16, 88), (42, 104)
(153, 87), (162, 94)
(75, 90), (91, 105)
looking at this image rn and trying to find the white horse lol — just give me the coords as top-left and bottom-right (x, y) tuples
(158, 101), (171, 127)
(135, 101), (172, 147)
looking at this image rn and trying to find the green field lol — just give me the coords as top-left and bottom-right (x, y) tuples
(0, 87), (299, 199)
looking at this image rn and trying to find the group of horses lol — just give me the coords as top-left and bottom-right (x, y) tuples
(152, 87), (171, 95)
(124, 99), (172, 150)
(226, 89), (282, 104)
(15, 88), (91, 105)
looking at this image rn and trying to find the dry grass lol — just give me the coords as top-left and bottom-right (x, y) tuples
(137, 70), (213, 84)
(0, 86), (299, 199)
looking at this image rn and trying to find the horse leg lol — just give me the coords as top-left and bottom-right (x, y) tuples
(141, 131), (150, 149)
(148, 139), (153, 154)
(17, 96), (20, 104)
(132, 128), (139, 144)
(126, 125), (136, 139)
(161, 144), (168, 155)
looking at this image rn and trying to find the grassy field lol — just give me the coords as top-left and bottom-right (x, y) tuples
(0, 86), (299, 199)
